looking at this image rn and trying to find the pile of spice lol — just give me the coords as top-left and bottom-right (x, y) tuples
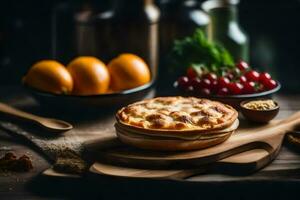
(53, 148), (87, 174)
(0, 152), (33, 172)
(0, 122), (88, 175)
(243, 99), (277, 110)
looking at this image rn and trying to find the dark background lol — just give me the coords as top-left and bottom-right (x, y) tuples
(0, 0), (299, 92)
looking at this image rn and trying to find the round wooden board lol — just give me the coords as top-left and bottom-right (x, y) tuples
(89, 148), (272, 179)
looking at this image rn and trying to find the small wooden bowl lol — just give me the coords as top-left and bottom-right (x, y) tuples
(240, 99), (280, 123)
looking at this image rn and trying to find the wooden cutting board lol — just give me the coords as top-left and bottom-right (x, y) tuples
(42, 120), (277, 179)
(87, 111), (300, 179)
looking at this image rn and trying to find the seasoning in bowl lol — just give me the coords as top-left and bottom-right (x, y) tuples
(240, 99), (279, 123)
(243, 99), (277, 110)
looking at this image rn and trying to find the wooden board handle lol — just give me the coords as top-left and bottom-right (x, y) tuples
(141, 112), (300, 161)
(210, 111), (300, 157)
(277, 111), (300, 131)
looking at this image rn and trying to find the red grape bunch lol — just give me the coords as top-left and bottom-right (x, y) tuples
(175, 60), (278, 96)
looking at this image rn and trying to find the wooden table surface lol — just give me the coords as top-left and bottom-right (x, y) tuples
(0, 86), (300, 200)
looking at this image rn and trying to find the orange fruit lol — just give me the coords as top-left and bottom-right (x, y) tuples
(108, 54), (151, 91)
(23, 60), (73, 94)
(67, 56), (110, 95)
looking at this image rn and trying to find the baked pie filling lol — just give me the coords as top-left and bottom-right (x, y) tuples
(117, 97), (238, 133)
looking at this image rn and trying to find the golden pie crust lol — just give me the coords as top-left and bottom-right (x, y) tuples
(116, 97), (238, 135)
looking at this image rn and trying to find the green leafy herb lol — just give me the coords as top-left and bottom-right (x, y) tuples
(170, 29), (234, 76)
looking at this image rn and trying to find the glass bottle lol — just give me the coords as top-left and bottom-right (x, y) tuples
(178, 0), (210, 38)
(156, 0), (209, 86)
(75, 0), (116, 63)
(202, 0), (249, 61)
(158, 0), (209, 57)
(52, 0), (80, 63)
(112, 0), (160, 81)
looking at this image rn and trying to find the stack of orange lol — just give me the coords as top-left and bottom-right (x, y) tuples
(23, 54), (151, 95)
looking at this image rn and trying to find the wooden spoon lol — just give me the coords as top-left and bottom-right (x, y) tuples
(0, 102), (73, 132)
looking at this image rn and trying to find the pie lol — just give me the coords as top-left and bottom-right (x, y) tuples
(117, 97), (238, 133)
(115, 97), (239, 151)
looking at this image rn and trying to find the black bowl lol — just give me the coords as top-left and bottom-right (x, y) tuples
(25, 81), (154, 112)
(180, 82), (281, 110)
